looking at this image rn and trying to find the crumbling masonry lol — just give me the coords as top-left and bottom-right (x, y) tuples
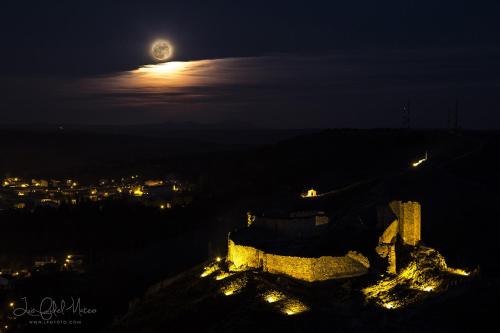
(376, 201), (421, 274)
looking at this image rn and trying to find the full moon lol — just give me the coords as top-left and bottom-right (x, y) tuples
(151, 40), (173, 62)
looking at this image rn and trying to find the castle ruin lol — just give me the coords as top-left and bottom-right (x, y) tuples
(227, 210), (370, 282)
(226, 200), (422, 282)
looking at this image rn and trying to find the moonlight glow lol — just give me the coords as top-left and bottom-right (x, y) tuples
(151, 39), (173, 62)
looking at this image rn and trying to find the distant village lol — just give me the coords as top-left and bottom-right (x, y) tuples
(0, 175), (193, 211)
(0, 174), (195, 330)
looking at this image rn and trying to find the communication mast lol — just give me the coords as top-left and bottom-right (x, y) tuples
(402, 100), (411, 129)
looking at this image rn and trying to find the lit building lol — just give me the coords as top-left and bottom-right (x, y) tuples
(132, 186), (144, 197)
(31, 179), (49, 187)
(301, 188), (317, 198)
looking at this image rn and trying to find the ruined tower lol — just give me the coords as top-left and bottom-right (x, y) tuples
(377, 201), (422, 274)
(389, 201), (421, 246)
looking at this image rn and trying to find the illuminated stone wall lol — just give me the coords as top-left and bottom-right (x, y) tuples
(227, 237), (369, 282)
(311, 255), (369, 280)
(387, 244), (397, 274)
(347, 251), (370, 269)
(227, 239), (263, 270)
(389, 201), (421, 246)
(264, 254), (315, 281)
(315, 215), (329, 226)
(399, 201), (421, 246)
(379, 219), (399, 244)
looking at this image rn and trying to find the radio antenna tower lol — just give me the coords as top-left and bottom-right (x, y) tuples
(402, 100), (411, 129)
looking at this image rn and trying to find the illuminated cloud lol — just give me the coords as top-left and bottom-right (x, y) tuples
(1, 50), (500, 127)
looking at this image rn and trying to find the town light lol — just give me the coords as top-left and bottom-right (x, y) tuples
(132, 186), (144, 197)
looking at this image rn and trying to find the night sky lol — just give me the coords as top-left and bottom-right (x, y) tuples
(1, 0), (499, 128)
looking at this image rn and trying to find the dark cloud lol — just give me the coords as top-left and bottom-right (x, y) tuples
(1, 49), (499, 128)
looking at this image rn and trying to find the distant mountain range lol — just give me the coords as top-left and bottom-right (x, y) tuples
(0, 120), (257, 131)
(0, 121), (321, 145)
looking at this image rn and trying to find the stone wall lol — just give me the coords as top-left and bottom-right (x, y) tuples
(387, 244), (397, 274)
(227, 239), (263, 269)
(389, 201), (421, 246)
(379, 220), (399, 244)
(311, 255), (369, 280)
(227, 238), (369, 282)
(347, 251), (371, 269)
(264, 254), (315, 281)
(401, 202), (421, 246)
(315, 215), (329, 226)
